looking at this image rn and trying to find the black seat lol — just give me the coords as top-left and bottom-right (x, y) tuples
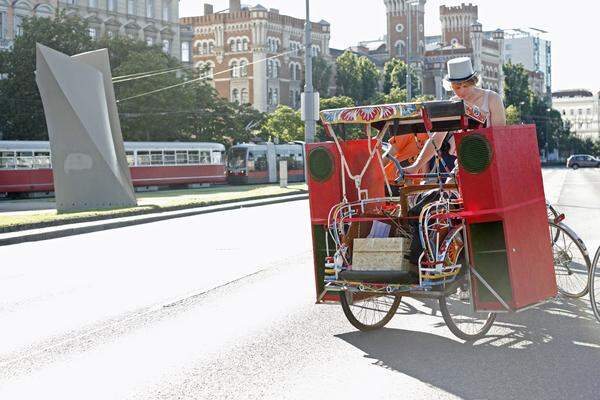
(339, 270), (418, 284)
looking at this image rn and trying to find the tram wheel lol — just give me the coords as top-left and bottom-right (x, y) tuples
(439, 274), (496, 341)
(339, 291), (401, 331)
(549, 221), (590, 298)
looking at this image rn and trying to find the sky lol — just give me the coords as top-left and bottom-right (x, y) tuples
(179, 0), (599, 93)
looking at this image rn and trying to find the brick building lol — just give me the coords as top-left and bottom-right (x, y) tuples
(422, 3), (504, 99)
(181, 0), (331, 113)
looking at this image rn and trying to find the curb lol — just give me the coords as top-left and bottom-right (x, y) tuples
(0, 190), (308, 234)
(0, 194), (308, 247)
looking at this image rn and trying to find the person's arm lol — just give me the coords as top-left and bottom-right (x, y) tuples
(489, 93), (507, 126)
(404, 131), (447, 174)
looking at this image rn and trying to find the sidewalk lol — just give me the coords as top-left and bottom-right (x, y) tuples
(0, 192), (308, 246)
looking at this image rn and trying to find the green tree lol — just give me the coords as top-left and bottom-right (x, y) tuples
(505, 105), (521, 125)
(357, 56), (380, 103)
(320, 96), (354, 111)
(382, 58), (420, 98)
(261, 105), (304, 143)
(312, 56), (333, 97)
(0, 12), (95, 140)
(503, 61), (532, 114)
(335, 51), (362, 102)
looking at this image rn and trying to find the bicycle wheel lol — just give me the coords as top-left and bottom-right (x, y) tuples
(589, 248), (600, 322)
(339, 291), (401, 331)
(550, 221), (590, 298)
(439, 273), (496, 341)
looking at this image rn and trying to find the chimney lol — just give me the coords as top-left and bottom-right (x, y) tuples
(204, 3), (213, 15)
(229, 0), (241, 12)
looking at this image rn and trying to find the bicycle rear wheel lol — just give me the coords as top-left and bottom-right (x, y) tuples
(550, 221), (590, 298)
(339, 291), (401, 331)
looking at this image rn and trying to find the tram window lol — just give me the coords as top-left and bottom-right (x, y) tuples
(254, 150), (268, 171)
(0, 151), (16, 169)
(228, 148), (247, 169)
(211, 150), (222, 164)
(199, 151), (211, 164)
(125, 151), (135, 166)
(16, 151), (34, 168)
(176, 151), (188, 164)
(188, 150), (200, 164)
(164, 151), (176, 165)
(137, 151), (151, 166)
(34, 151), (51, 169)
(151, 151), (163, 165)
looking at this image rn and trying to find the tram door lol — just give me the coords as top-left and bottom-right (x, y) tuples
(266, 142), (277, 183)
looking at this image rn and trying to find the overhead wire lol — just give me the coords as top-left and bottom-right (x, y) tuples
(116, 47), (304, 103)
(112, 65), (196, 84)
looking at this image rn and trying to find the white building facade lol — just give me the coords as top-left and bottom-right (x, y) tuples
(552, 89), (600, 141)
(57, 0), (191, 61)
(0, 0), (56, 51)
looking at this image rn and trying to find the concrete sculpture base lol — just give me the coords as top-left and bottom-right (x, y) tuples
(36, 44), (137, 212)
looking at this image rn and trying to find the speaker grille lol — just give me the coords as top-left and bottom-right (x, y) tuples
(308, 147), (334, 182)
(458, 134), (493, 174)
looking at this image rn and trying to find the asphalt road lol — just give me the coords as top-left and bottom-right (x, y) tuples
(1, 167), (599, 400)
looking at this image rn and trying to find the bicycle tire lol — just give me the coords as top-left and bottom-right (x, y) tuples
(439, 273), (496, 341)
(550, 221), (590, 298)
(339, 291), (401, 331)
(588, 248), (600, 322)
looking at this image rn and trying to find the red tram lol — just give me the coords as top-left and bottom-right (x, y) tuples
(0, 141), (226, 197)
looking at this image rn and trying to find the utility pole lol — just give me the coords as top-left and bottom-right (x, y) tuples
(406, 1), (412, 101)
(303, 0), (316, 143)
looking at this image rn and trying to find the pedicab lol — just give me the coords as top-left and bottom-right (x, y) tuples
(306, 99), (578, 341)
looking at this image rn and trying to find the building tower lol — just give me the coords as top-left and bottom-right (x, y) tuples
(384, 0), (426, 92)
(469, 21), (482, 74)
(440, 3), (478, 47)
(492, 29), (505, 96)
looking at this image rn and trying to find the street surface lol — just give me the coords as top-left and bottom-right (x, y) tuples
(1, 167), (599, 399)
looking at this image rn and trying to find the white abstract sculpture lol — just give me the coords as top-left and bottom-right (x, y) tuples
(35, 44), (137, 212)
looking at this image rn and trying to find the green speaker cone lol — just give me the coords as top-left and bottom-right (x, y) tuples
(309, 147), (334, 182)
(458, 134), (493, 174)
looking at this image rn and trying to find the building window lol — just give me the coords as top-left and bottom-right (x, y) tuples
(243, 39), (248, 51)
(89, 0), (98, 7)
(146, 0), (154, 18)
(127, 0), (135, 14)
(240, 60), (248, 77)
(107, 30), (115, 39)
(88, 27), (98, 39)
(162, 39), (171, 54)
(241, 88), (249, 104)
(236, 39), (242, 52)
(146, 36), (154, 46)
(14, 15), (24, 36)
(201, 42), (208, 54)
(181, 42), (190, 62)
(0, 13), (4, 39)
(395, 23), (404, 33)
(162, 1), (170, 21)
(231, 61), (238, 78)
(107, 0), (116, 12)
(395, 41), (405, 57)
(232, 89), (240, 104)
(209, 42), (214, 53)
(229, 40), (235, 52)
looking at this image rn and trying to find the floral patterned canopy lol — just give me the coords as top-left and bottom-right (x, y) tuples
(319, 100), (487, 126)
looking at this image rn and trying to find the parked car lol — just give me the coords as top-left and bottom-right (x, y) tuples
(566, 154), (600, 169)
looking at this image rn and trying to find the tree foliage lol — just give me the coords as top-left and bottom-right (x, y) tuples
(260, 105), (303, 143)
(311, 56), (332, 97)
(503, 61), (532, 114)
(382, 58), (420, 98)
(335, 51), (380, 105)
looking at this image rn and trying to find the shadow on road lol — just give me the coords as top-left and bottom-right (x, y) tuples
(336, 297), (600, 399)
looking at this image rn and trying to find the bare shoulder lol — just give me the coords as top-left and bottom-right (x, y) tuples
(488, 90), (504, 106)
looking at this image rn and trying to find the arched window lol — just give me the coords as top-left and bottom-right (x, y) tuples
(241, 88), (249, 104)
(295, 65), (301, 81)
(242, 39), (248, 51)
(231, 61), (238, 78)
(202, 42), (208, 55)
(268, 88), (273, 105)
(232, 89), (240, 104)
(267, 60), (273, 78)
(230, 40), (235, 52)
(209, 42), (214, 53)
(235, 38), (241, 52)
(240, 60), (248, 77)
